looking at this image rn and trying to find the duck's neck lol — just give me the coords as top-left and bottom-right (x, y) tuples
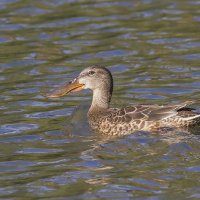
(89, 86), (112, 113)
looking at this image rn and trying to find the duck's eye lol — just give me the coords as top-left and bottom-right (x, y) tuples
(88, 71), (95, 76)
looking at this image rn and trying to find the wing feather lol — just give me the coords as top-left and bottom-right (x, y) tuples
(110, 101), (196, 122)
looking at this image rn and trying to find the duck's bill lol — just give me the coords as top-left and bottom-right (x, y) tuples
(46, 79), (84, 98)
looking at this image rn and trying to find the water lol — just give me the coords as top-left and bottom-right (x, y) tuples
(0, 0), (200, 199)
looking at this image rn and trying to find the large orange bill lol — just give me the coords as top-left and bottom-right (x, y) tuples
(46, 79), (84, 98)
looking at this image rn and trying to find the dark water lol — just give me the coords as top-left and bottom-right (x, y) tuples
(1, 0), (200, 199)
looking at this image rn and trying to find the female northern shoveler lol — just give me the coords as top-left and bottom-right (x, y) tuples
(47, 66), (200, 136)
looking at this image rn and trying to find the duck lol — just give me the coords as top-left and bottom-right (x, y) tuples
(47, 65), (200, 136)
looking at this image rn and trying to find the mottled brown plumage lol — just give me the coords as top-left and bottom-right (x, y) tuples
(47, 66), (200, 136)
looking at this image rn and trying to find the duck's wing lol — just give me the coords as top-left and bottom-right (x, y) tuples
(110, 101), (196, 122)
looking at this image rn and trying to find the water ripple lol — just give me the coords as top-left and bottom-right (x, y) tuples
(0, 123), (39, 135)
(25, 108), (73, 118)
(0, 0), (200, 199)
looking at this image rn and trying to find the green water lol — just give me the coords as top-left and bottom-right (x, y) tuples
(0, 0), (200, 199)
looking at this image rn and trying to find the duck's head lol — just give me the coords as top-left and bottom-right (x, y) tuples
(47, 66), (113, 98)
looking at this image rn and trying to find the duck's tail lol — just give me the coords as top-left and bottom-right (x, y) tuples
(177, 108), (200, 126)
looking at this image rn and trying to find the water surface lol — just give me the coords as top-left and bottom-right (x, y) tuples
(0, 0), (200, 199)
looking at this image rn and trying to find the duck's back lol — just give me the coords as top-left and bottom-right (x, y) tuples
(88, 101), (200, 136)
